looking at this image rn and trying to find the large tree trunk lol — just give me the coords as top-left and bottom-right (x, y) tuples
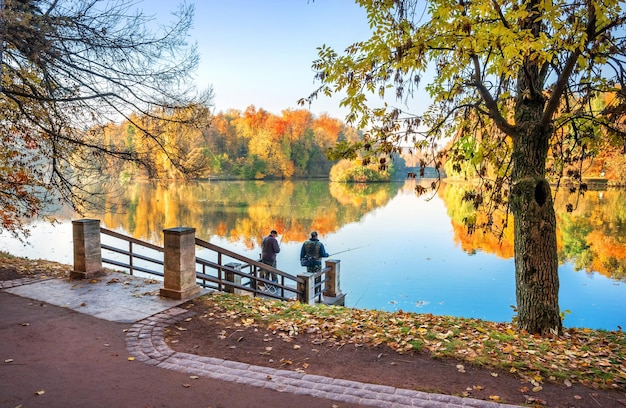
(510, 101), (563, 335)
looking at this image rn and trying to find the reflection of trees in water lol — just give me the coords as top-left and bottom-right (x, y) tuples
(329, 182), (401, 208)
(439, 183), (626, 280)
(438, 182), (515, 259)
(89, 180), (401, 247)
(555, 190), (626, 281)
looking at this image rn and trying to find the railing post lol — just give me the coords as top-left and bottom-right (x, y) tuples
(224, 262), (244, 295)
(323, 259), (346, 306)
(296, 272), (317, 305)
(71, 219), (103, 279)
(160, 227), (200, 300)
(323, 259), (341, 297)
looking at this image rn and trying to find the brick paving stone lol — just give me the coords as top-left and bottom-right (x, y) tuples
(344, 387), (380, 399)
(334, 394), (364, 405)
(0, 276), (52, 289)
(284, 377), (314, 388)
(363, 383), (397, 394)
(222, 359), (251, 369)
(247, 364), (276, 375)
(302, 373), (333, 383)
(312, 382), (345, 393)
(331, 377), (367, 388)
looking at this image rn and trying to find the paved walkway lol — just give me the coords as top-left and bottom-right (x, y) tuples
(2, 272), (522, 408)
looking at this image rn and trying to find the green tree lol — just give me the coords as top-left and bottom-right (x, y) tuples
(302, 0), (626, 334)
(0, 0), (212, 239)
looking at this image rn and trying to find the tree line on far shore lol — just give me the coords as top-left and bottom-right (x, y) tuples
(100, 105), (410, 182)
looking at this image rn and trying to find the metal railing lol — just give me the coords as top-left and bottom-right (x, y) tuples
(194, 237), (304, 301)
(101, 228), (165, 277)
(98, 227), (307, 302)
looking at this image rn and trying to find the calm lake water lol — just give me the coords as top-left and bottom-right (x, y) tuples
(1, 179), (625, 330)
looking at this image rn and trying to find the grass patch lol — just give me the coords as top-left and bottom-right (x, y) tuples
(0, 251), (16, 259)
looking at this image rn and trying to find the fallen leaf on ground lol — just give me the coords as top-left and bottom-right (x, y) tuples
(525, 395), (548, 405)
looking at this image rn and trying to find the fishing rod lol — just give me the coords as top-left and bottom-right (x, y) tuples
(329, 245), (369, 257)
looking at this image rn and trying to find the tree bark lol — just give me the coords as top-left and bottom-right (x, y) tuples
(510, 99), (563, 335)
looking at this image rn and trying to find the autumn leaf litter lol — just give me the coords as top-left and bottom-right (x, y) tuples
(195, 292), (626, 391)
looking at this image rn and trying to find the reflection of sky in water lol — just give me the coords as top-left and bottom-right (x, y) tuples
(1, 188), (625, 331)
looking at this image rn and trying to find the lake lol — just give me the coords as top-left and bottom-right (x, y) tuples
(1, 179), (624, 330)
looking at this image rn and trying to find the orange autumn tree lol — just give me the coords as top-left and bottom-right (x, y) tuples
(222, 106), (350, 179)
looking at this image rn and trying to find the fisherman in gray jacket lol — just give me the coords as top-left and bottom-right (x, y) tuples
(261, 230), (280, 282)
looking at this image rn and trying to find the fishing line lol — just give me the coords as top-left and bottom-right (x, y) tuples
(353, 288), (368, 308)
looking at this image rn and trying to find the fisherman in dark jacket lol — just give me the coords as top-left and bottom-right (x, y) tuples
(300, 231), (329, 273)
(261, 230), (280, 282)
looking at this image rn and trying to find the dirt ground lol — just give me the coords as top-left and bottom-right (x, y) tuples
(167, 299), (626, 408)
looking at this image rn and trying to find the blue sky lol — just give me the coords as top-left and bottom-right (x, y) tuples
(152, 1), (373, 120)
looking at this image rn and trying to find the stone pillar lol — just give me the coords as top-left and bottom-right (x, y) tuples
(71, 219), (103, 279)
(297, 272), (317, 305)
(224, 262), (243, 295)
(322, 259), (346, 306)
(160, 227), (200, 300)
